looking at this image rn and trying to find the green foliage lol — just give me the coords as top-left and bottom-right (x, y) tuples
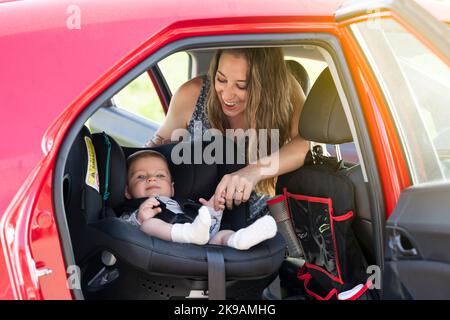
(114, 52), (189, 123)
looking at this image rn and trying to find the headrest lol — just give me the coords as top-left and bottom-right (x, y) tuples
(123, 141), (221, 201)
(93, 134), (248, 229)
(299, 68), (353, 144)
(286, 59), (310, 96)
(94, 133), (245, 205)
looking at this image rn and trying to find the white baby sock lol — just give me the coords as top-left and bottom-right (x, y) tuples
(171, 206), (211, 245)
(227, 215), (277, 250)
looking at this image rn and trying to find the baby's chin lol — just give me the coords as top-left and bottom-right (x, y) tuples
(145, 191), (172, 198)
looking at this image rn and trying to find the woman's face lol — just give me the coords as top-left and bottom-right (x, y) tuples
(214, 52), (249, 122)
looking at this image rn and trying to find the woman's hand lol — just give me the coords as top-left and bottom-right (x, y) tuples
(213, 164), (261, 210)
(137, 197), (161, 223)
(199, 193), (226, 212)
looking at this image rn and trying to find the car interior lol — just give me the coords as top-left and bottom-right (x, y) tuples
(57, 43), (380, 300)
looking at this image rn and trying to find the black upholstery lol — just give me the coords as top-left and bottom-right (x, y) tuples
(63, 128), (286, 299)
(63, 126), (103, 259)
(299, 68), (352, 144)
(343, 166), (375, 263)
(118, 139), (250, 231)
(63, 126), (103, 224)
(279, 67), (375, 264)
(286, 60), (310, 96)
(124, 143), (218, 202)
(92, 133), (127, 209)
(81, 218), (285, 278)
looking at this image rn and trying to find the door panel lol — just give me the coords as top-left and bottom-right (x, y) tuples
(385, 260), (450, 299)
(384, 183), (450, 299)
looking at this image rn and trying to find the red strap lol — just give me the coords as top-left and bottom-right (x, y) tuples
(333, 210), (354, 222)
(298, 272), (338, 300)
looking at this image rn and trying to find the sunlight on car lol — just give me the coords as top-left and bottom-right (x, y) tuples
(351, 18), (450, 183)
(158, 51), (190, 94)
(112, 52), (189, 124)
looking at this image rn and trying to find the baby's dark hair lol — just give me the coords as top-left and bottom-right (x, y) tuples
(127, 150), (171, 177)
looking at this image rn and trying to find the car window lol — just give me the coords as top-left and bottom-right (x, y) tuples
(285, 56), (327, 88)
(158, 51), (190, 94)
(326, 142), (359, 165)
(113, 72), (165, 124)
(351, 18), (450, 184)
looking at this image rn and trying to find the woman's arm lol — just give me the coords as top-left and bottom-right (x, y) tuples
(214, 75), (310, 210)
(146, 76), (204, 146)
(253, 74), (309, 177)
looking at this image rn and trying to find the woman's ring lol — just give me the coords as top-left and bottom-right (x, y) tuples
(236, 190), (243, 193)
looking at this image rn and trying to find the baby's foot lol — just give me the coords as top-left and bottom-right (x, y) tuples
(227, 215), (277, 250)
(171, 206), (211, 245)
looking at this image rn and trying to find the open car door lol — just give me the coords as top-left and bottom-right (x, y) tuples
(336, 0), (450, 299)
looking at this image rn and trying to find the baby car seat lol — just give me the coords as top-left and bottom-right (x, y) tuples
(63, 127), (286, 300)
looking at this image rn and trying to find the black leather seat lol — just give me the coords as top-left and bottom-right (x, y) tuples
(278, 67), (375, 265)
(286, 59), (310, 96)
(63, 128), (286, 299)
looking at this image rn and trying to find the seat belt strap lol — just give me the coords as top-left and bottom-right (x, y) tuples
(206, 248), (226, 300)
(99, 132), (111, 219)
(101, 132), (111, 202)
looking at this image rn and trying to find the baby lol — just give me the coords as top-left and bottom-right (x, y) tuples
(120, 150), (277, 250)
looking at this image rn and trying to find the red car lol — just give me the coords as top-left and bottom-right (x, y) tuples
(0, 0), (449, 300)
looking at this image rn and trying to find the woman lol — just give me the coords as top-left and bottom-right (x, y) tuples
(147, 47), (309, 221)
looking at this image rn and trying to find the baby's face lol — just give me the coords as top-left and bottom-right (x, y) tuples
(125, 156), (174, 199)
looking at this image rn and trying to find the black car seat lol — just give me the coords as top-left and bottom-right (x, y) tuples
(63, 128), (286, 300)
(278, 68), (375, 264)
(286, 59), (310, 96)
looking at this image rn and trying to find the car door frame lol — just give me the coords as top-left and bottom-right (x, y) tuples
(147, 66), (171, 114)
(53, 32), (386, 299)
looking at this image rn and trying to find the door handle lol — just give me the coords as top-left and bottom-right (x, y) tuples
(389, 234), (418, 257)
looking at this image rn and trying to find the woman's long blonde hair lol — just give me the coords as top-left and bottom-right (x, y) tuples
(206, 48), (293, 195)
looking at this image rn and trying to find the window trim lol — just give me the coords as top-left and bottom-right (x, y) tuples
(148, 66), (170, 113)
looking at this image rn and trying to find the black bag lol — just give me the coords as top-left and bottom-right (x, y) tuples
(275, 151), (372, 300)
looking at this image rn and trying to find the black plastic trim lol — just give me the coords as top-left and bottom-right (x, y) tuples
(150, 65), (171, 109)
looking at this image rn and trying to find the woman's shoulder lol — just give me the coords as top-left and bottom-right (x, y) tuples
(169, 76), (206, 118)
(176, 75), (205, 98)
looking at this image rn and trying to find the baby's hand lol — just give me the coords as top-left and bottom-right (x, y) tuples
(137, 197), (161, 224)
(199, 192), (225, 211)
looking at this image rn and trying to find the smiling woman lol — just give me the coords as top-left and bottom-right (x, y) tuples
(147, 47), (309, 226)
(213, 52), (249, 122)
